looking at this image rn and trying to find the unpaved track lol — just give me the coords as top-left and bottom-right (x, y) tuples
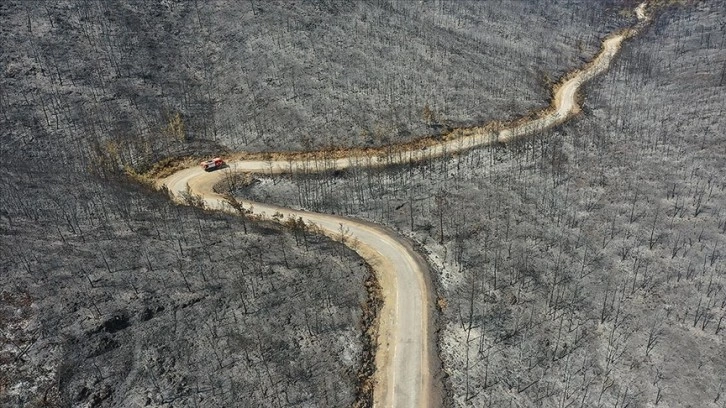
(162, 168), (443, 407)
(158, 4), (649, 407)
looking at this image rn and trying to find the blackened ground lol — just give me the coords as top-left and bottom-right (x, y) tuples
(0, 160), (370, 407)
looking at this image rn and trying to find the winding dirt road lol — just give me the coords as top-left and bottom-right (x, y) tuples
(161, 167), (443, 407)
(158, 4), (649, 407)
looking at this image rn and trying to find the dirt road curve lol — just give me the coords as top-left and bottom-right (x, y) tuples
(158, 3), (648, 407)
(161, 167), (443, 407)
